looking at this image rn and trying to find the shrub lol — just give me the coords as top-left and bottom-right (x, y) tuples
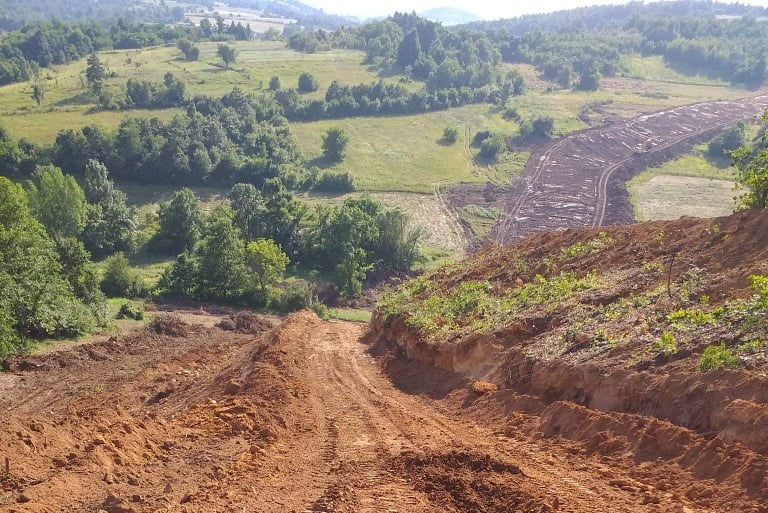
(472, 130), (492, 146)
(314, 172), (355, 193)
(322, 127), (349, 163)
(442, 126), (459, 144)
(298, 72), (319, 93)
(698, 343), (740, 371)
(116, 302), (144, 320)
(479, 134), (507, 160)
(100, 252), (146, 298)
(278, 280), (318, 312)
(312, 303), (330, 319)
(707, 123), (745, 157)
(503, 107), (520, 121)
(269, 75), (281, 90)
(654, 331), (677, 355)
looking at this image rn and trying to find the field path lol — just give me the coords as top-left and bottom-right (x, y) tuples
(493, 93), (768, 243)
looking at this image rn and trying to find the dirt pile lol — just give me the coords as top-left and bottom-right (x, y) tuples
(0, 310), (310, 512)
(215, 311), (273, 334)
(372, 209), (768, 511)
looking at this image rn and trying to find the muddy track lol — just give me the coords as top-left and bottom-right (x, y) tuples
(492, 94), (768, 243)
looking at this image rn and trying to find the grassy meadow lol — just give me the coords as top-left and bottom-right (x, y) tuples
(627, 146), (739, 221)
(617, 55), (731, 87)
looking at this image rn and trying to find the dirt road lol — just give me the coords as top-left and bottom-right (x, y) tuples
(492, 94), (768, 244)
(0, 311), (744, 512)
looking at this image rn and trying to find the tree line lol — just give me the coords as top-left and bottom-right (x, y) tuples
(0, 158), (423, 359)
(288, 7), (768, 90)
(159, 182), (423, 305)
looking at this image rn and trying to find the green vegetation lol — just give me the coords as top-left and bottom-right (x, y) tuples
(732, 115), (768, 209)
(559, 232), (614, 260)
(245, 239), (289, 294)
(442, 126), (459, 144)
(381, 270), (600, 342)
(654, 331), (677, 356)
(116, 301), (144, 321)
(298, 72), (319, 93)
(100, 252), (146, 298)
(322, 128), (350, 163)
(617, 55), (729, 87)
(217, 44), (237, 69)
(156, 188), (205, 255)
(0, 177), (107, 359)
(698, 343), (740, 371)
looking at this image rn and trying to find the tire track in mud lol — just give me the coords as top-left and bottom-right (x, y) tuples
(287, 316), (699, 513)
(493, 94), (768, 244)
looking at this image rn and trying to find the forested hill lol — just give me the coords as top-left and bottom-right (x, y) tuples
(462, 0), (768, 32)
(0, 0), (355, 33)
(0, 0), (185, 32)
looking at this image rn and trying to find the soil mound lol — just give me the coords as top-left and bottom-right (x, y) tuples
(148, 313), (192, 337)
(391, 450), (554, 513)
(215, 311), (273, 334)
(0, 312), (315, 512)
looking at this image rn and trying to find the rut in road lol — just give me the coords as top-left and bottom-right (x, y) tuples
(492, 94), (768, 244)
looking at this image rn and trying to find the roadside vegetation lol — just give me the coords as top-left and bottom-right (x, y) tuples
(379, 218), (768, 372)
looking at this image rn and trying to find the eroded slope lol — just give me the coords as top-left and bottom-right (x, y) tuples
(375, 209), (768, 511)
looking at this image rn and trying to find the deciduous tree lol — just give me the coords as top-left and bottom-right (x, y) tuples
(322, 127), (349, 163)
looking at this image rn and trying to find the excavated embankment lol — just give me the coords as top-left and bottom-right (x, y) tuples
(371, 209), (768, 510)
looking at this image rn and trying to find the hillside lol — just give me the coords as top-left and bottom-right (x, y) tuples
(373, 209), (768, 511)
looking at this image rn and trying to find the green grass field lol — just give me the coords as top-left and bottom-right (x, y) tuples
(617, 55), (730, 87)
(0, 40), (411, 143)
(627, 148), (738, 221)
(292, 104), (523, 193)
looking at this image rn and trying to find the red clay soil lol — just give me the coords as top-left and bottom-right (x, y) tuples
(0, 304), (752, 512)
(372, 209), (768, 512)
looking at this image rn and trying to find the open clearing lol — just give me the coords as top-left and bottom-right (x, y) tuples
(492, 94), (768, 243)
(628, 174), (736, 221)
(292, 104), (523, 193)
(626, 150), (739, 222)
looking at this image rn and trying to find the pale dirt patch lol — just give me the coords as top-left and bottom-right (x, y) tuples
(371, 192), (467, 255)
(630, 175), (736, 221)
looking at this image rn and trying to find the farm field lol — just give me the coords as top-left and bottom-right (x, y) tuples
(492, 94), (768, 243)
(627, 149), (739, 221)
(629, 174), (736, 221)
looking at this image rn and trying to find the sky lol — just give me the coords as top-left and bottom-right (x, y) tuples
(300, 0), (768, 21)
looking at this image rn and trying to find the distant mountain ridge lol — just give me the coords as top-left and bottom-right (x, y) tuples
(460, 0), (768, 32)
(419, 6), (481, 25)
